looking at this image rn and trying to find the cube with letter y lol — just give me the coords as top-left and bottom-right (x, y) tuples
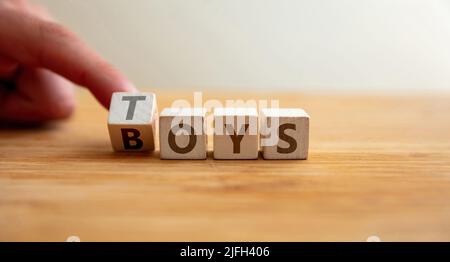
(260, 108), (309, 159)
(213, 108), (259, 159)
(108, 92), (157, 151)
(159, 108), (207, 159)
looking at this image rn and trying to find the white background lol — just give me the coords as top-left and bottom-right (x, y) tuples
(35, 0), (450, 92)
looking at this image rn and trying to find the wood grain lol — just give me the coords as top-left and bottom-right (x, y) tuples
(1, 89), (450, 241)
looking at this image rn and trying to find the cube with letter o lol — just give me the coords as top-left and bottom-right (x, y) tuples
(159, 108), (207, 159)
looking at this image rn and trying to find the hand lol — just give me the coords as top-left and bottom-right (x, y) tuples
(0, 0), (136, 123)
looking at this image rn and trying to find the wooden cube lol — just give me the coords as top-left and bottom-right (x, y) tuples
(260, 108), (309, 159)
(159, 108), (207, 159)
(108, 92), (157, 152)
(213, 108), (259, 159)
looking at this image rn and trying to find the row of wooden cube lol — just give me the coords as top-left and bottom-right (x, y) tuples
(108, 92), (309, 160)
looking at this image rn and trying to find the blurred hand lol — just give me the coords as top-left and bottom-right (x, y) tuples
(0, 0), (136, 123)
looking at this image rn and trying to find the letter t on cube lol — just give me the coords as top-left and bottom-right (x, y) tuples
(108, 92), (158, 151)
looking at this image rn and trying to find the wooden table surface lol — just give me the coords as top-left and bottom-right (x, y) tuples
(1, 89), (449, 242)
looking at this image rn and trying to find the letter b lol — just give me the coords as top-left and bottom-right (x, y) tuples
(121, 128), (144, 150)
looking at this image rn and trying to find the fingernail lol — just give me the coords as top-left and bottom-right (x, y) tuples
(123, 80), (139, 93)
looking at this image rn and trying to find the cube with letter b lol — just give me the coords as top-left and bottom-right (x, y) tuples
(213, 108), (259, 159)
(159, 108), (207, 159)
(108, 92), (157, 151)
(260, 108), (309, 159)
